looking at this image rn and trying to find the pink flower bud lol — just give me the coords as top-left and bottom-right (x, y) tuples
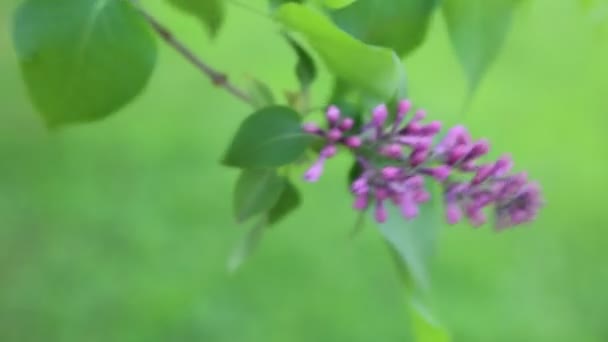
(351, 178), (369, 195)
(345, 136), (362, 148)
(413, 190), (430, 203)
(302, 122), (321, 134)
(381, 166), (401, 180)
(410, 149), (429, 167)
(493, 154), (513, 176)
(400, 193), (419, 219)
(472, 164), (494, 185)
(326, 105), (340, 124)
(321, 145), (337, 158)
(424, 165), (451, 181)
(339, 118), (354, 131)
(380, 144), (403, 158)
(327, 128), (342, 142)
(397, 99), (412, 118)
(353, 195), (369, 211)
(414, 109), (427, 121)
(375, 200), (388, 223)
(446, 203), (462, 224)
(465, 139), (490, 161)
(420, 121), (442, 136)
(447, 144), (470, 165)
(372, 104), (388, 127)
(303, 159), (325, 182)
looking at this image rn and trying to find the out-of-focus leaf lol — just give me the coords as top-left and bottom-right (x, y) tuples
(276, 3), (403, 100)
(410, 298), (451, 342)
(268, 180), (301, 225)
(284, 34), (317, 91)
(233, 169), (285, 223)
(377, 184), (441, 291)
(12, 0), (157, 126)
(223, 106), (314, 168)
(442, 0), (522, 91)
(323, 0), (357, 9)
(269, 0), (303, 10)
(330, 0), (439, 57)
(376, 184), (450, 341)
(167, 0), (225, 37)
(246, 78), (276, 109)
(227, 216), (268, 272)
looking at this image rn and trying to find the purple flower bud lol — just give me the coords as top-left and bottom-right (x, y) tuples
(321, 145), (337, 158)
(466, 207), (486, 227)
(353, 195), (369, 211)
(345, 136), (362, 148)
(403, 121), (423, 135)
(381, 166), (401, 181)
(351, 178), (369, 195)
(465, 139), (490, 161)
(413, 190), (430, 203)
(372, 104), (388, 127)
(339, 118), (355, 131)
(375, 200), (388, 223)
(406, 175), (425, 188)
(460, 161), (477, 172)
(397, 99), (412, 118)
(375, 188), (390, 200)
(446, 203), (462, 224)
(423, 165), (452, 181)
(304, 158), (325, 182)
(302, 122), (322, 134)
(400, 193), (419, 219)
(414, 110), (427, 121)
(447, 144), (470, 165)
(420, 121), (442, 136)
(472, 164), (494, 185)
(380, 144), (403, 158)
(493, 154), (513, 176)
(326, 105), (340, 124)
(327, 128), (342, 142)
(410, 149), (428, 167)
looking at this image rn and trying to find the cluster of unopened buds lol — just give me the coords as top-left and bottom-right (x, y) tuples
(302, 100), (543, 230)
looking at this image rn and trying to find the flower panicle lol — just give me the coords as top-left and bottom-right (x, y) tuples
(301, 100), (543, 230)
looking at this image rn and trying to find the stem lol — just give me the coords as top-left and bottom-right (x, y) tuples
(132, 2), (254, 106)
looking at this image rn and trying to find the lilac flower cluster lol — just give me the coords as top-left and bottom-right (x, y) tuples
(302, 100), (542, 230)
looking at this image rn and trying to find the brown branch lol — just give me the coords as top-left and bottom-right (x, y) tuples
(133, 3), (254, 106)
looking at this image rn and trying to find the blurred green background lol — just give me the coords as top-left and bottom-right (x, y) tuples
(1, 0), (608, 341)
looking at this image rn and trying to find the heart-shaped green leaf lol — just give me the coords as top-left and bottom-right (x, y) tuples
(223, 106), (314, 168)
(13, 0), (157, 126)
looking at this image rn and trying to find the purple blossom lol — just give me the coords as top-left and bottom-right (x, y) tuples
(301, 100), (543, 230)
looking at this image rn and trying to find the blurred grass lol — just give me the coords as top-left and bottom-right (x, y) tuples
(1, 0), (607, 341)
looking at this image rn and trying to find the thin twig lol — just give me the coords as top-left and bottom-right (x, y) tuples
(132, 2), (254, 106)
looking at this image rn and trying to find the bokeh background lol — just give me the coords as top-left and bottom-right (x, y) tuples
(1, 0), (608, 341)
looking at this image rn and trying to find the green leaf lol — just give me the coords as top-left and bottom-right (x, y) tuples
(223, 106), (314, 168)
(284, 34), (317, 91)
(276, 3), (403, 100)
(245, 78), (276, 109)
(442, 0), (521, 90)
(167, 0), (225, 37)
(376, 185), (451, 341)
(323, 0), (357, 9)
(269, 0), (304, 10)
(409, 299), (451, 342)
(13, 0), (157, 126)
(330, 0), (439, 57)
(227, 216), (268, 272)
(377, 184), (441, 291)
(233, 169), (285, 223)
(268, 180), (301, 225)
